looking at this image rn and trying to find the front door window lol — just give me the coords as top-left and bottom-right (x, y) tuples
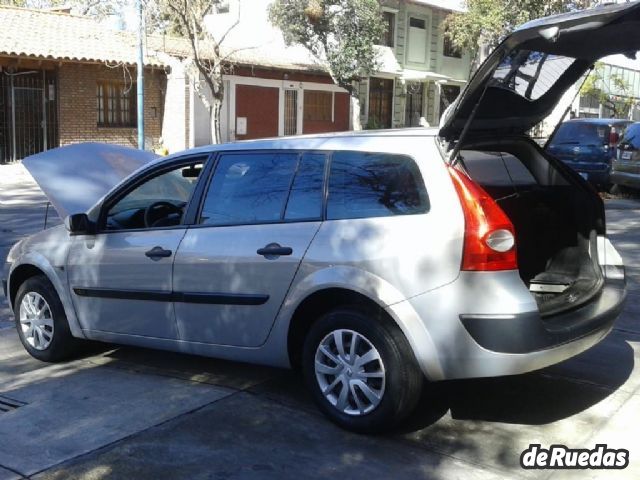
(105, 161), (203, 230)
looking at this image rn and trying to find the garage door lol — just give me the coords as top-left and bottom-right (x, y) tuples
(234, 85), (279, 140)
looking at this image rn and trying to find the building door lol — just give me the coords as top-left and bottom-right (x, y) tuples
(0, 69), (58, 163)
(405, 82), (424, 127)
(368, 77), (394, 129)
(439, 85), (461, 120)
(284, 89), (299, 136)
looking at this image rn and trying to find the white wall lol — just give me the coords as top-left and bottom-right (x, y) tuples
(189, 78), (233, 146)
(190, 82), (212, 147)
(161, 59), (188, 153)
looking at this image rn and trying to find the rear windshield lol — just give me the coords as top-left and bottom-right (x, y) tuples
(491, 50), (576, 101)
(550, 123), (610, 146)
(620, 123), (640, 148)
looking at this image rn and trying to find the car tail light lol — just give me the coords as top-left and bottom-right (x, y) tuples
(448, 166), (517, 271)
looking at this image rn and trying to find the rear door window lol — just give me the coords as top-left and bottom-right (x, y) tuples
(327, 152), (429, 220)
(199, 151), (327, 226)
(200, 152), (298, 226)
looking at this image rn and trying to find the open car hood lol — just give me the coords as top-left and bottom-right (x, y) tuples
(439, 2), (640, 142)
(22, 143), (158, 219)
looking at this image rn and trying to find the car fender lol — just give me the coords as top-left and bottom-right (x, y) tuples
(8, 251), (85, 339)
(268, 264), (444, 380)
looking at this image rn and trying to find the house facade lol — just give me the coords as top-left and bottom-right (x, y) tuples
(573, 58), (640, 121)
(170, 0), (352, 150)
(537, 55), (640, 139)
(0, 1), (471, 162)
(0, 4), (351, 162)
(359, 0), (471, 130)
(0, 6), (166, 163)
(179, 0), (471, 150)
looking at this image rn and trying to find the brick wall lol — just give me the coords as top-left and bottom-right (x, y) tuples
(58, 63), (166, 148)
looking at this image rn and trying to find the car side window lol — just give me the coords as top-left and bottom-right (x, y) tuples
(200, 152), (299, 226)
(105, 161), (204, 231)
(326, 152), (429, 220)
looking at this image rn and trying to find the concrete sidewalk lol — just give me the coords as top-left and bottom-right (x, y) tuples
(0, 163), (639, 479)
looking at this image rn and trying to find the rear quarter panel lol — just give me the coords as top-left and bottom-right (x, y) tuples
(265, 136), (464, 365)
(300, 136), (464, 302)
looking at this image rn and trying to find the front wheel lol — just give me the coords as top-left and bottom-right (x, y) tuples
(302, 307), (424, 433)
(14, 275), (81, 362)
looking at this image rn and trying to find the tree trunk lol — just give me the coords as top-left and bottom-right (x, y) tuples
(210, 98), (223, 144)
(350, 89), (362, 131)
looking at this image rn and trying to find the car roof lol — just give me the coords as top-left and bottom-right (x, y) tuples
(562, 118), (632, 126)
(162, 127), (440, 160)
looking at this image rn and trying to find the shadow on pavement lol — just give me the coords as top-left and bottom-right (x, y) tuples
(401, 327), (635, 433)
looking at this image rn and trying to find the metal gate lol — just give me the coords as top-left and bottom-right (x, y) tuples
(284, 89), (298, 136)
(0, 69), (58, 163)
(405, 82), (424, 127)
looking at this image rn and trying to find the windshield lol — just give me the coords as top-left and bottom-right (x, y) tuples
(550, 122), (610, 146)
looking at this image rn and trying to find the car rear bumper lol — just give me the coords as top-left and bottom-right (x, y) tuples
(459, 276), (625, 354)
(394, 242), (626, 381)
(562, 161), (610, 184)
(611, 170), (640, 189)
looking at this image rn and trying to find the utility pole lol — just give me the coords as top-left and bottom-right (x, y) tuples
(137, 0), (145, 149)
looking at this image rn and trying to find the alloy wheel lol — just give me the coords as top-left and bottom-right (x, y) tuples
(19, 292), (54, 351)
(314, 329), (386, 416)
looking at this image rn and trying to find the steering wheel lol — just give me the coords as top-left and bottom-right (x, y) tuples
(144, 201), (183, 228)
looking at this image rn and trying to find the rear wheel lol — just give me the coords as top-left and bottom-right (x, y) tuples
(302, 307), (423, 433)
(14, 275), (81, 362)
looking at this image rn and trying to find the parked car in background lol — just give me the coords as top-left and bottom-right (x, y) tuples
(4, 2), (638, 433)
(546, 118), (632, 189)
(611, 122), (640, 191)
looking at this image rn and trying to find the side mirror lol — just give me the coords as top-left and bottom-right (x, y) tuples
(65, 213), (95, 235)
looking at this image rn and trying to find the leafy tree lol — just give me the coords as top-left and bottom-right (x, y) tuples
(580, 62), (635, 118)
(158, 0), (242, 144)
(268, 0), (386, 130)
(444, 0), (596, 69)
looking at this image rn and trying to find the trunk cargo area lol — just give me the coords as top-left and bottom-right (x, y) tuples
(459, 137), (605, 317)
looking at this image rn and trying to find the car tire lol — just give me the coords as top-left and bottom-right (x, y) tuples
(14, 275), (81, 362)
(302, 307), (424, 433)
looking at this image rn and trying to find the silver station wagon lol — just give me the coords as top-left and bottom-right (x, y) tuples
(3, 3), (638, 432)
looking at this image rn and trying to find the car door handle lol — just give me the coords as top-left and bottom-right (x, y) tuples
(145, 246), (173, 259)
(257, 243), (293, 258)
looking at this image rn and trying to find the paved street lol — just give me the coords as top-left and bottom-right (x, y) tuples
(0, 164), (639, 479)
